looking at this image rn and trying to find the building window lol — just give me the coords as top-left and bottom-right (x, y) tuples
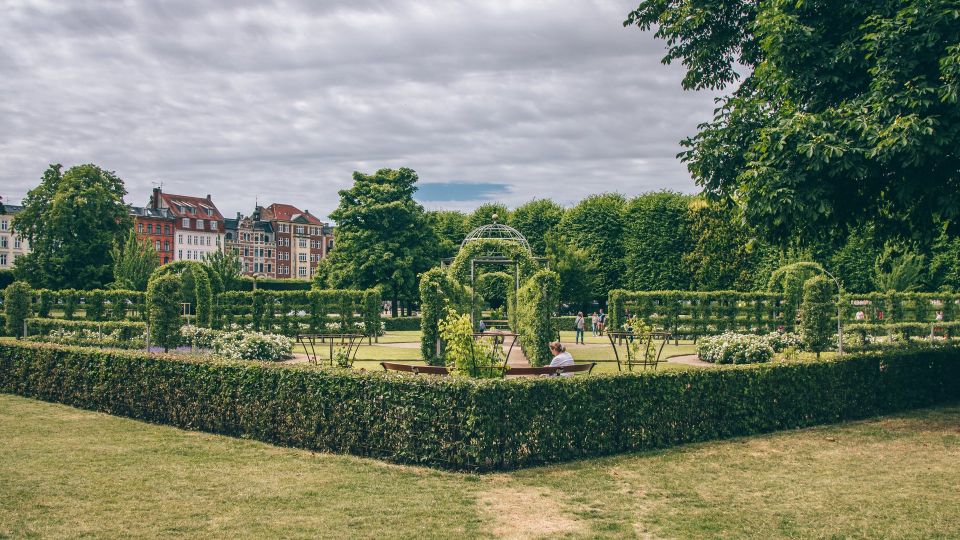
(155, 240), (161, 251)
(210, 220), (217, 230)
(0, 237), (6, 248)
(298, 266), (307, 277)
(0, 220), (7, 231)
(298, 253), (307, 263)
(298, 238), (307, 248)
(13, 237), (20, 249)
(267, 249), (273, 258)
(178, 250), (183, 259)
(164, 224), (170, 235)
(0, 254), (6, 266)
(164, 241), (170, 252)
(187, 236), (192, 245)
(197, 219), (205, 230)
(206, 236), (211, 246)
(182, 218), (190, 228)
(267, 263), (272, 273)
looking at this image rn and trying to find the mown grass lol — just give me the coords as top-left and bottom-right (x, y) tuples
(2, 394), (958, 538)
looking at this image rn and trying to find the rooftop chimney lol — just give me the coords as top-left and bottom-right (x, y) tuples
(206, 194), (212, 201)
(151, 187), (161, 209)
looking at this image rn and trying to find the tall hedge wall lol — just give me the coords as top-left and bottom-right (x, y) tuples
(1, 341), (957, 471)
(514, 269), (560, 366)
(216, 289), (380, 337)
(608, 290), (785, 337)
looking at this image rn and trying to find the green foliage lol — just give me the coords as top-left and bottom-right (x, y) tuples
(474, 271), (511, 310)
(326, 168), (434, 315)
(683, 199), (766, 291)
(4, 281), (31, 338)
(467, 203), (510, 231)
(203, 248), (242, 292)
(25, 318), (146, 349)
(111, 229), (160, 291)
(215, 289), (380, 337)
(768, 262), (827, 331)
(85, 290), (106, 321)
(609, 289), (784, 337)
(147, 273), (183, 352)
(829, 227), (879, 294)
(801, 276), (836, 356)
(419, 267), (472, 365)
(425, 210), (470, 261)
(559, 193), (627, 300)
(514, 269), (560, 366)
(384, 316), (422, 331)
(1, 341), (957, 471)
(874, 244), (926, 292)
(626, 0), (960, 242)
(508, 199), (563, 256)
(544, 231), (596, 311)
(448, 239), (539, 286)
(0, 269), (15, 291)
(929, 229), (960, 292)
(238, 276), (312, 291)
(438, 308), (504, 378)
(624, 192), (692, 291)
(13, 164), (132, 289)
(150, 261), (218, 327)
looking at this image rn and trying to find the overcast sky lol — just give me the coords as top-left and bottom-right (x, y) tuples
(1, 0), (718, 221)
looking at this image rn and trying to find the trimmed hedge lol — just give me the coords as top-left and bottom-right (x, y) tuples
(608, 290), (785, 338)
(0, 342), (957, 471)
(514, 269), (560, 366)
(384, 316), (422, 331)
(236, 277), (313, 291)
(216, 289), (381, 338)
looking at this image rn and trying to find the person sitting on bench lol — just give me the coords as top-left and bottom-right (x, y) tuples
(548, 341), (575, 377)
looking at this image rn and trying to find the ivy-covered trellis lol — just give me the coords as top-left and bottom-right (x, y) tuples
(421, 219), (559, 366)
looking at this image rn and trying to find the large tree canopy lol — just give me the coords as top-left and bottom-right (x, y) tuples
(509, 199), (564, 256)
(326, 167), (434, 315)
(626, 0), (960, 243)
(13, 163), (131, 289)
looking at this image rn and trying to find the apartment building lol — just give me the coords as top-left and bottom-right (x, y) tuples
(149, 188), (224, 262)
(224, 209), (277, 277)
(0, 203), (29, 270)
(260, 203), (331, 280)
(130, 206), (176, 264)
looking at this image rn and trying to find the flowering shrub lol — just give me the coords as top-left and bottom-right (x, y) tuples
(324, 320), (385, 336)
(28, 327), (146, 349)
(698, 332), (774, 364)
(764, 331), (804, 352)
(180, 325), (221, 349)
(212, 331), (293, 361)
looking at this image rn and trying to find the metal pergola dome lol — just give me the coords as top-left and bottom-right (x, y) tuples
(460, 215), (531, 253)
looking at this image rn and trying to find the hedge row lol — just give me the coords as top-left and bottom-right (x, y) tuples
(236, 276), (313, 291)
(384, 316), (422, 331)
(841, 293), (960, 324)
(1, 342), (957, 470)
(513, 269), (560, 366)
(216, 289), (380, 337)
(608, 290), (786, 336)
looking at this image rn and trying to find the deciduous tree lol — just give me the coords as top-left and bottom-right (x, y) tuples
(111, 229), (160, 291)
(13, 164), (131, 289)
(326, 168), (434, 316)
(509, 199), (563, 256)
(626, 0), (960, 243)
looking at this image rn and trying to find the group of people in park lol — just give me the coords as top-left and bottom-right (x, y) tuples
(572, 310), (606, 345)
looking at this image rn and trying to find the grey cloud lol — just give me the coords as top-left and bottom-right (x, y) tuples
(0, 0), (718, 219)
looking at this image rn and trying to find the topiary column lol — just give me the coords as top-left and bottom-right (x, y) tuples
(147, 273), (183, 352)
(4, 281), (32, 338)
(801, 276), (835, 359)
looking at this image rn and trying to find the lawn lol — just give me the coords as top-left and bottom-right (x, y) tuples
(2, 394), (958, 538)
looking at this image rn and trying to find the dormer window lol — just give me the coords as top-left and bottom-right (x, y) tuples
(182, 218), (190, 228)
(197, 219), (205, 230)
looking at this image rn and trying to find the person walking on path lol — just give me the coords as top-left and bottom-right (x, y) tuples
(575, 312), (585, 344)
(598, 309), (606, 336)
(591, 312), (599, 336)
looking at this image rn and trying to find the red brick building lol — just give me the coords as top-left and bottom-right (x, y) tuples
(260, 203), (331, 280)
(150, 188), (225, 262)
(130, 206), (175, 265)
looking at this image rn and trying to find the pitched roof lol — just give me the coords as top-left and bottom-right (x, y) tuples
(262, 203), (324, 225)
(158, 192), (224, 220)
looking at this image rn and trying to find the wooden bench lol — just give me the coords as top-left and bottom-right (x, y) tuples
(506, 363), (596, 376)
(380, 362), (450, 376)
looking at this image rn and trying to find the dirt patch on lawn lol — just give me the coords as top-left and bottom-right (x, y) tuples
(478, 485), (584, 539)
